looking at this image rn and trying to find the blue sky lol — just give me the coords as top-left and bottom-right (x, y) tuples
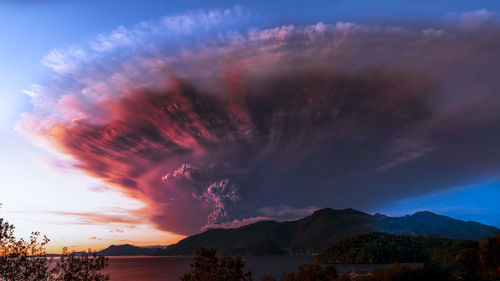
(1, 0), (500, 252)
(378, 182), (500, 227)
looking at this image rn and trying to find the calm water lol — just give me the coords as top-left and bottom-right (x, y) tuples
(103, 256), (421, 281)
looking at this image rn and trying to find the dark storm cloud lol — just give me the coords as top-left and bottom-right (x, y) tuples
(19, 12), (500, 234)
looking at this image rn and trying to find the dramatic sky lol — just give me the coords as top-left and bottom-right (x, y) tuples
(1, 0), (500, 253)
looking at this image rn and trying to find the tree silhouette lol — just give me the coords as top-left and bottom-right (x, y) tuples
(0, 210), (109, 281)
(279, 263), (337, 281)
(49, 249), (109, 281)
(456, 234), (500, 280)
(357, 265), (455, 281)
(180, 247), (252, 281)
(477, 234), (500, 280)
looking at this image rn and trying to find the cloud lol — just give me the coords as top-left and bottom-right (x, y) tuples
(48, 210), (146, 226)
(162, 163), (195, 183)
(202, 205), (320, 230)
(42, 7), (244, 74)
(376, 137), (433, 171)
(88, 186), (110, 192)
(257, 205), (320, 220)
(202, 216), (269, 230)
(445, 9), (497, 29)
(42, 47), (88, 74)
(19, 10), (500, 235)
(199, 179), (240, 225)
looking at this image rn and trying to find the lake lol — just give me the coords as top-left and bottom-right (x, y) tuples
(103, 256), (421, 280)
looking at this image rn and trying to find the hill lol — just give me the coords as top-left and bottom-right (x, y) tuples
(159, 208), (499, 256)
(314, 232), (478, 264)
(374, 211), (499, 240)
(97, 244), (163, 256)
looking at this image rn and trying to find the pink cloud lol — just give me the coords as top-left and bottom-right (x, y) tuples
(19, 16), (500, 236)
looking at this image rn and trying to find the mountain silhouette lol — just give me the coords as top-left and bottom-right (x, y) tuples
(159, 208), (499, 256)
(97, 244), (162, 256)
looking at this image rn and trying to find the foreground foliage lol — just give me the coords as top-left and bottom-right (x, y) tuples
(0, 214), (109, 281)
(50, 250), (109, 281)
(263, 264), (454, 281)
(355, 265), (456, 281)
(183, 233), (500, 281)
(456, 234), (500, 280)
(262, 263), (337, 281)
(181, 247), (252, 281)
(315, 232), (478, 264)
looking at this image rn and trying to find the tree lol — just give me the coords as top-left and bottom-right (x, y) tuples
(259, 274), (277, 281)
(50, 250), (109, 281)
(180, 247), (252, 281)
(455, 248), (480, 280)
(456, 234), (500, 280)
(357, 265), (455, 281)
(279, 264), (337, 281)
(0, 216), (50, 281)
(0, 212), (109, 281)
(477, 234), (500, 280)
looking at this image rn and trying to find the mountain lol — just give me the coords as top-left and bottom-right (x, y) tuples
(159, 208), (500, 256)
(314, 232), (478, 264)
(373, 211), (498, 240)
(97, 244), (163, 256)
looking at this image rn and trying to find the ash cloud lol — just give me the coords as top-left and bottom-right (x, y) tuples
(199, 179), (240, 225)
(162, 163), (194, 183)
(19, 10), (500, 234)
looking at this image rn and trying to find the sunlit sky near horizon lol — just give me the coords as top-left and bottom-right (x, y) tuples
(1, 0), (500, 253)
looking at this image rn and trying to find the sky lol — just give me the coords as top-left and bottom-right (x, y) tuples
(1, 0), (500, 253)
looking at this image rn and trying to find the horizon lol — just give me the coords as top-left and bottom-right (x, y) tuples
(62, 207), (500, 254)
(1, 0), (500, 255)
(101, 207), (500, 246)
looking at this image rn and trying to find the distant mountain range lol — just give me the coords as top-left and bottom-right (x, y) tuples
(157, 208), (500, 256)
(97, 244), (163, 256)
(94, 208), (499, 256)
